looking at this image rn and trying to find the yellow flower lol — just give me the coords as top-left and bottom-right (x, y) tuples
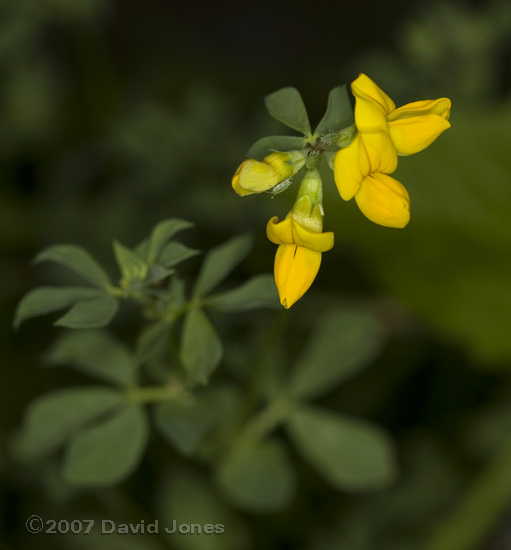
(334, 74), (451, 228)
(266, 198), (334, 308)
(351, 74), (451, 156)
(355, 172), (410, 229)
(232, 151), (305, 196)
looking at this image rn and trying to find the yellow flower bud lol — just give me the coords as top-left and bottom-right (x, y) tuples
(266, 212), (334, 309)
(231, 151), (305, 196)
(273, 244), (322, 309)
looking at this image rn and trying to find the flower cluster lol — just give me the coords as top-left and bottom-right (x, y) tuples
(231, 74), (451, 308)
(334, 74), (451, 228)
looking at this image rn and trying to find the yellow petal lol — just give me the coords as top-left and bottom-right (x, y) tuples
(355, 173), (410, 228)
(352, 74), (395, 132)
(266, 216), (294, 245)
(232, 160), (253, 196)
(361, 131), (398, 174)
(275, 244), (321, 308)
(387, 98), (451, 121)
(333, 133), (369, 201)
(239, 158), (283, 194)
(263, 152), (294, 179)
(388, 114), (451, 156)
(293, 221), (334, 252)
(274, 244), (295, 307)
(354, 96), (389, 133)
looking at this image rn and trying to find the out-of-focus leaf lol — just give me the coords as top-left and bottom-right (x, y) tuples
(44, 330), (136, 387)
(193, 234), (253, 298)
(113, 240), (148, 282)
(54, 295), (119, 329)
(133, 237), (149, 258)
(287, 406), (397, 492)
(204, 274), (279, 312)
(196, 384), (243, 454)
(215, 439), (296, 513)
(135, 322), (170, 366)
(247, 135), (308, 160)
(62, 404), (148, 486)
(144, 264), (175, 285)
(13, 286), (102, 328)
(264, 87), (311, 134)
(145, 218), (194, 265)
(287, 307), (384, 400)
(159, 241), (200, 267)
(314, 85), (354, 135)
(34, 244), (112, 289)
(154, 398), (214, 456)
(11, 387), (122, 460)
(180, 307), (222, 385)
(158, 468), (250, 550)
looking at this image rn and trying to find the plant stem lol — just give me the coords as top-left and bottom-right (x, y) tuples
(235, 394), (295, 452)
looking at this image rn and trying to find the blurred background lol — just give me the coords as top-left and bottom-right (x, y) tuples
(2, 0), (511, 548)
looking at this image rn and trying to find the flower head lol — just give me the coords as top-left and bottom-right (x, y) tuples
(266, 170), (334, 308)
(232, 151), (305, 196)
(334, 74), (451, 227)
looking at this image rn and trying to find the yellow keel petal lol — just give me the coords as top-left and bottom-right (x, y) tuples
(355, 173), (410, 228)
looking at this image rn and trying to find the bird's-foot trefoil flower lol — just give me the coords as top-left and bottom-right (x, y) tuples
(230, 76), (451, 307)
(232, 150), (306, 196)
(266, 169), (334, 308)
(334, 73), (451, 228)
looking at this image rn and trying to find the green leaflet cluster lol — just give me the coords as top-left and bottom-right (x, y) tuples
(12, 217), (398, 515)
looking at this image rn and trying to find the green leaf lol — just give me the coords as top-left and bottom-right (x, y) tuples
(154, 399), (214, 456)
(158, 467), (250, 550)
(113, 240), (148, 282)
(180, 307), (223, 385)
(314, 85), (354, 135)
(135, 322), (170, 366)
(159, 241), (200, 267)
(44, 330), (136, 387)
(13, 286), (102, 328)
(287, 406), (397, 492)
(146, 218), (194, 266)
(11, 387), (122, 460)
(34, 244), (111, 289)
(144, 264), (175, 285)
(287, 307), (384, 400)
(215, 439), (296, 513)
(193, 234), (253, 298)
(264, 87), (311, 134)
(54, 295), (119, 329)
(62, 404), (149, 486)
(133, 237), (149, 258)
(247, 135), (308, 161)
(204, 274), (279, 312)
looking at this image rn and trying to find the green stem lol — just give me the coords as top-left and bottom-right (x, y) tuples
(425, 436), (511, 550)
(235, 394), (295, 452)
